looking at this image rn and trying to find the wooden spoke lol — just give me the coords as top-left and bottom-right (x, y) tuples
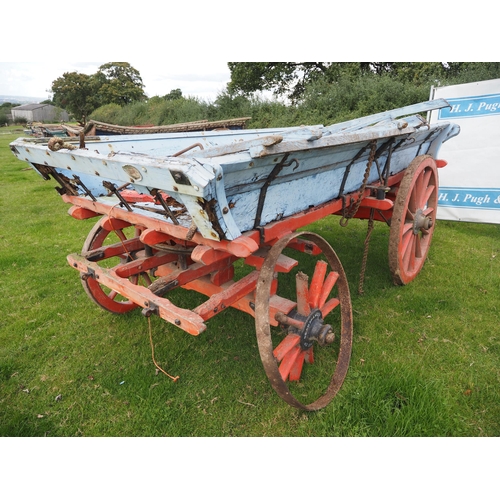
(295, 272), (310, 316)
(273, 334), (301, 362)
(308, 260), (328, 309)
(318, 272), (339, 309)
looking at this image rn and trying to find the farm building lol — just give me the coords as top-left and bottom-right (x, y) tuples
(11, 103), (70, 123)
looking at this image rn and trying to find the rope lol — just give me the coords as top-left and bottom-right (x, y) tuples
(358, 209), (375, 295)
(47, 137), (78, 151)
(148, 317), (179, 382)
(109, 207), (179, 381)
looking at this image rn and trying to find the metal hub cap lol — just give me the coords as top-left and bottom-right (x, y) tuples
(286, 308), (335, 349)
(413, 208), (433, 234)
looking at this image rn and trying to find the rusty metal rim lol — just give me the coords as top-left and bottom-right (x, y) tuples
(388, 155), (438, 286)
(255, 231), (353, 411)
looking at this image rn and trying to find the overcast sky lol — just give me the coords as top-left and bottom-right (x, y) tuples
(0, 61), (232, 102)
(0, 4), (488, 104)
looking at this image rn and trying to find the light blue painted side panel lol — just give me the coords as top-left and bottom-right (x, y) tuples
(10, 99), (460, 241)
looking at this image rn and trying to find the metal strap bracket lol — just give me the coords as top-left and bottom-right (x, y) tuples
(254, 154), (299, 228)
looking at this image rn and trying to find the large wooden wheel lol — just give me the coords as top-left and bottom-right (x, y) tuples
(255, 232), (353, 411)
(389, 155), (439, 285)
(80, 217), (151, 314)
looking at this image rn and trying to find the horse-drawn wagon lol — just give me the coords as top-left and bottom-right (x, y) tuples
(10, 99), (459, 410)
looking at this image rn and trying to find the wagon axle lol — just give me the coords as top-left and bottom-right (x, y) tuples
(275, 309), (335, 349)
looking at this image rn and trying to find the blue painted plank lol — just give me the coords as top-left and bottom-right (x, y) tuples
(10, 100), (460, 241)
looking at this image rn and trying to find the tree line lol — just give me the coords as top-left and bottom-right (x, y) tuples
(227, 63), (499, 102)
(41, 62), (500, 127)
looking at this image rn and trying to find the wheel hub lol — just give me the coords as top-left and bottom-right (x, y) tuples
(413, 208), (433, 234)
(285, 309), (335, 349)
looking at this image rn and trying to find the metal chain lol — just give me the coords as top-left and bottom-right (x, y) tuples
(339, 140), (377, 227)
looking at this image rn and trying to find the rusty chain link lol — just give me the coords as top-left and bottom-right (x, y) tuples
(339, 140), (377, 227)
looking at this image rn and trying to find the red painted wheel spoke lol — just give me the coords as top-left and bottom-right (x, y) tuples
(405, 208), (415, 222)
(320, 297), (340, 318)
(403, 221), (414, 234)
(403, 221), (414, 233)
(304, 346), (314, 364)
(402, 234), (415, 272)
(296, 272), (310, 316)
(140, 273), (153, 287)
(288, 350), (307, 382)
(318, 271), (339, 309)
(278, 345), (302, 382)
(114, 229), (127, 242)
(273, 334), (301, 362)
(414, 234), (423, 259)
(420, 184), (435, 209)
(409, 186), (418, 213)
(413, 171), (424, 205)
(423, 206), (434, 217)
(308, 261), (328, 309)
(401, 226), (414, 257)
(418, 169), (432, 203)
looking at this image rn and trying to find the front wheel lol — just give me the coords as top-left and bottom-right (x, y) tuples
(255, 231), (353, 411)
(389, 155), (438, 285)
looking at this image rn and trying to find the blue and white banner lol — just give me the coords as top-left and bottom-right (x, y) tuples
(429, 79), (500, 224)
(438, 94), (500, 119)
(438, 188), (500, 209)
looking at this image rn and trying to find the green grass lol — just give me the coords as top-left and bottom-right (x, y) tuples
(1, 127), (499, 436)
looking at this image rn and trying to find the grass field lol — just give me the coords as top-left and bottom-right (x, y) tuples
(1, 126), (499, 437)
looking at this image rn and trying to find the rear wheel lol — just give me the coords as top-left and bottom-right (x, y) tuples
(80, 217), (150, 313)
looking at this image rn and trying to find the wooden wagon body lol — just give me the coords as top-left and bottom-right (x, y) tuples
(9, 99), (460, 410)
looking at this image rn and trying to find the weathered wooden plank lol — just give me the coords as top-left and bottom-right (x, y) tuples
(324, 98), (450, 133)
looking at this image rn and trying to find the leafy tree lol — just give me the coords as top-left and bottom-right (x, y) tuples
(51, 71), (98, 124)
(212, 90), (253, 119)
(227, 62), (333, 102)
(89, 103), (122, 124)
(163, 88), (183, 100)
(93, 62), (146, 107)
(0, 110), (9, 125)
(227, 63), (383, 101)
(51, 62), (146, 123)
